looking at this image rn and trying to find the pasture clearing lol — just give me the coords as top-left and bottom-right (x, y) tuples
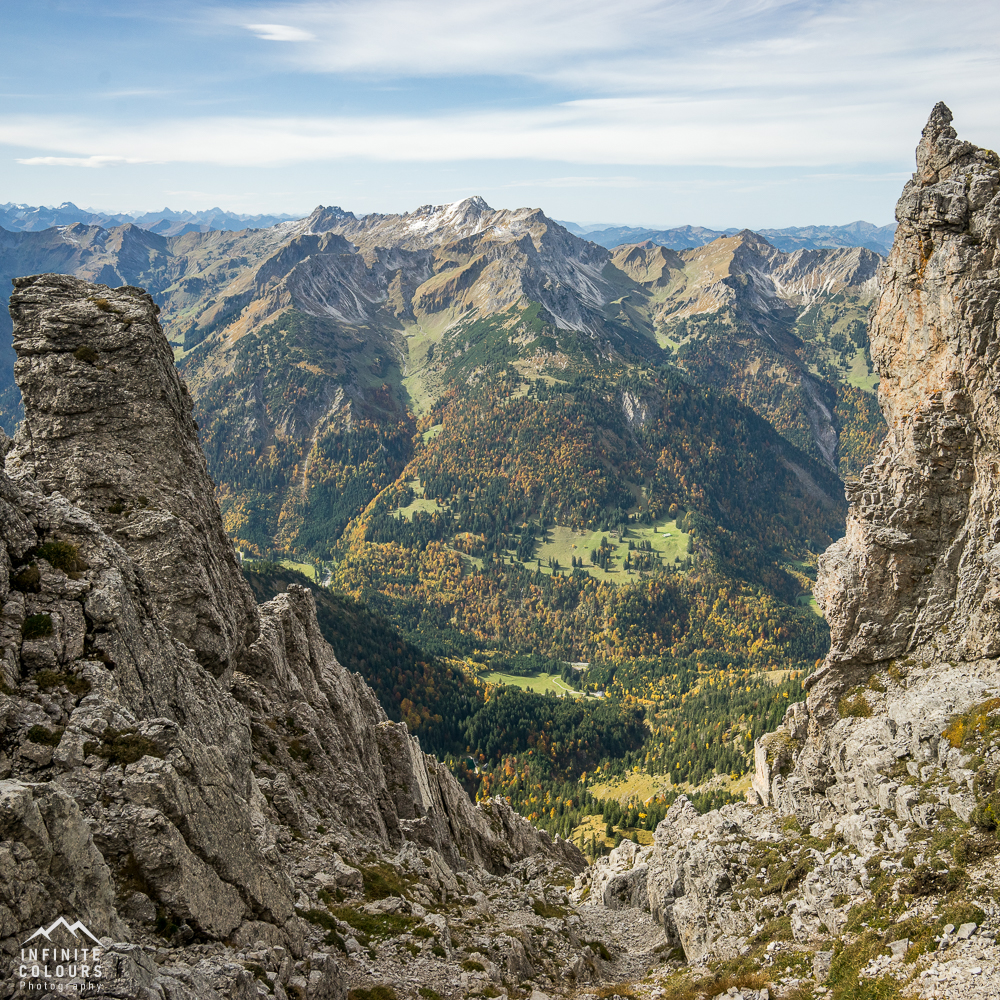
(529, 518), (692, 581)
(481, 670), (585, 698)
(587, 770), (674, 805)
(279, 559), (317, 580)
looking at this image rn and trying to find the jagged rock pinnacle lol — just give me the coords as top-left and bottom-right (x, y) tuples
(804, 106), (1000, 714)
(922, 100), (956, 142)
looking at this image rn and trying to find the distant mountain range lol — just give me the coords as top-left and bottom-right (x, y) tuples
(0, 195), (882, 507)
(2, 201), (895, 255)
(556, 219), (897, 255)
(0, 201), (298, 236)
(0, 194), (885, 729)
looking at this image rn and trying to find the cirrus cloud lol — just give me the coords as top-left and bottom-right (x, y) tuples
(15, 154), (151, 168)
(245, 22), (316, 41)
(2, 96), (917, 170)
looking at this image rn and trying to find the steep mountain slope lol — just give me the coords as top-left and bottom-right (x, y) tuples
(0, 206), (879, 788)
(619, 231), (884, 471)
(0, 203), (880, 694)
(0, 198), (883, 473)
(0, 221), (305, 432)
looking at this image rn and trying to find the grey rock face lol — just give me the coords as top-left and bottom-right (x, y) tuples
(0, 462), (296, 956)
(811, 102), (1000, 715)
(746, 106), (1000, 828)
(6, 273), (259, 678)
(0, 778), (126, 943)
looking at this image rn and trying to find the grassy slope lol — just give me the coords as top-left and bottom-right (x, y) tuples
(392, 485), (694, 586)
(481, 671), (585, 698)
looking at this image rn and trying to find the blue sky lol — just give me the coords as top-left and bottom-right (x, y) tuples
(1, 0), (998, 227)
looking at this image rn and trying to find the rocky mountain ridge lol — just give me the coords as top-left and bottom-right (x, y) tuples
(0, 202), (298, 236)
(0, 194), (885, 569)
(608, 231), (881, 471)
(0, 274), (589, 1000)
(569, 220), (897, 255)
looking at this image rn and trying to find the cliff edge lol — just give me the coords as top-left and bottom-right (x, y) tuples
(752, 102), (1000, 827)
(808, 101), (1000, 712)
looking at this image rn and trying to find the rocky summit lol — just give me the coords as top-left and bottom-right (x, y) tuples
(6, 103), (1000, 1000)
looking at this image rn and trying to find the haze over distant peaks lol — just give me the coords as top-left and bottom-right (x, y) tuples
(561, 219), (898, 254)
(0, 201), (298, 236)
(1, 199), (896, 254)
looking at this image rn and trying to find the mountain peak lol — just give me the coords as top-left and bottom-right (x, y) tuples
(923, 100), (955, 143)
(733, 228), (775, 246)
(304, 204), (357, 233)
(454, 195), (491, 212)
(915, 101), (970, 183)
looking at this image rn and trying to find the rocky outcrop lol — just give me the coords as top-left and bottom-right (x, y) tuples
(809, 102), (1000, 715)
(577, 794), (876, 966)
(6, 274), (259, 678)
(0, 274), (584, 997)
(752, 104), (1000, 828)
(0, 458), (298, 954)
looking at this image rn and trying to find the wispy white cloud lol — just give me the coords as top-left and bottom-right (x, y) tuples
(245, 22), (316, 41)
(99, 89), (179, 98)
(159, 0), (1000, 172)
(224, 0), (668, 74)
(15, 154), (150, 168)
(219, 0), (1000, 104)
(4, 0), (1000, 182)
(0, 93), (969, 171)
(0, 97), (915, 166)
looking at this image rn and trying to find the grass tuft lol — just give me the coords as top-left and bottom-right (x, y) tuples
(347, 989), (398, 1000)
(27, 724), (62, 747)
(33, 669), (91, 697)
(73, 345), (100, 364)
(12, 564), (41, 593)
(36, 540), (87, 574)
(22, 614), (53, 641)
(944, 697), (1000, 750)
(83, 727), (164, 765)
(839, 690), (872, 718)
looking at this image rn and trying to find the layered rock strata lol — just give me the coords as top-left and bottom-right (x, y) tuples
(0, 274), (583, 998)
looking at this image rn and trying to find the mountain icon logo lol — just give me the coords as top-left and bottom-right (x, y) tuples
(22, 917), (101, 946)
